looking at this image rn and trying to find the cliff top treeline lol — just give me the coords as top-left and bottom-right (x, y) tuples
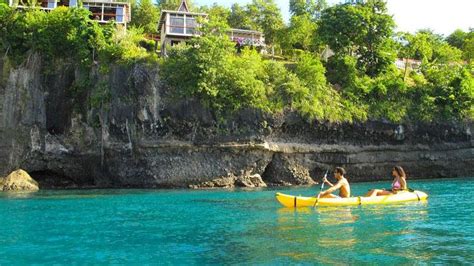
(0, 0), (473, 124)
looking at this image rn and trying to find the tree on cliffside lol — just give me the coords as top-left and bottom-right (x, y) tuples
(290, 0), (327, 19)
(200, 3), (231, 22)
(447, 29), (468, 50)
(217, 1), (284, 48)
(291, 52), (362, 122)
(280, 0), (327, 56)
(318, 0), (396, 76)
(0, 5), (106, 65)
(280, 14), (319, 53)
(0, 5), (27, 62)
(400, 31), (463, 64)
(227, 3), (256, 30)
(130, 0), (160, 34)
(410, 63), (474, 122)
(462, 30), (474, 62)
(247, 0), (284, 47)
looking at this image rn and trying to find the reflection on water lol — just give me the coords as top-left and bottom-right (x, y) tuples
(274, 206), (359, 261)
(272, 197), (439, 263)
(0, 190), (119, 200)
(0, 191), (38, 199)
(276, 206), (360, 226)
(315, 207), (360, 224)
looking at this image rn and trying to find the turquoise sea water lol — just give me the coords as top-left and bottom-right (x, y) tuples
(1, 178), (473, 264)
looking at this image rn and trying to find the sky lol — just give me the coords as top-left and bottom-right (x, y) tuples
(193, 0), (474, 36)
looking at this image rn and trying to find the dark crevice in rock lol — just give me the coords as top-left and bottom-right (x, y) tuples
(261, 153), (276, 184)
(30, 170), (94, 189)
(44, 64), (76, 135)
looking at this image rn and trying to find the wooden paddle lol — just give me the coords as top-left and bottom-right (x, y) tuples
(313, 170), (329, 208)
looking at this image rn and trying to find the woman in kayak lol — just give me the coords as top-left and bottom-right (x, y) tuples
(318, 167), (351, 198)
(365, 166), (407, 197)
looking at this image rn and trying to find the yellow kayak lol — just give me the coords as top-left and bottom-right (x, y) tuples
(275, 190), (428, 208)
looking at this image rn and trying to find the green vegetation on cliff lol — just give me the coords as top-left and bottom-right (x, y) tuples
(0, 0), (472, 123)
(0, 5), (156, 66)
(161, 0), (472, 123)
(160, 18), (359, 122)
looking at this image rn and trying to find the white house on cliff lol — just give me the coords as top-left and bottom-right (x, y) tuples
(158, 0), (265, 56)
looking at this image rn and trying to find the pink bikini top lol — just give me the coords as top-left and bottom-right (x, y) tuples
(392, 180), (401, 190)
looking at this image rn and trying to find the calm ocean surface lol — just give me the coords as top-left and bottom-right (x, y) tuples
(0, 178), (473, 264)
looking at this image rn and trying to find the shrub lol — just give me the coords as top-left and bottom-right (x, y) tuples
(161, 35), (268, 114)
(100, 26), (158, 66)
(162, 34), (364, 122)
(0, 6), (156, 67)
(410, 63), (473, 121)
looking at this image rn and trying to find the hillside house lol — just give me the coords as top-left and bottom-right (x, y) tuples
(158, 0), (265, 56)
(8, 0), (131, 25)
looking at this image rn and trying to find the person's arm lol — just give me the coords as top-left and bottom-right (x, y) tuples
(320, 181), (342, 197)
(400, 177), (407, 190)
(322, 176), (334, 187)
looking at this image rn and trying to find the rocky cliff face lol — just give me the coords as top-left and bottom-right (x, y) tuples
(1, 55), (473, 189)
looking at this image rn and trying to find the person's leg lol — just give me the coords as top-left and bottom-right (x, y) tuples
(365, 189), (377, 197)
(320, 193), (339, 198)
(366, 189), (384, 197)
(375, 190), (393, 196)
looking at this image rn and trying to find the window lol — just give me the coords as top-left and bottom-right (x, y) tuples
(116, 7), (124, 23)
(57, 0), (70, 7)
(88, 6), (102, 21)
(186, 16), (197, 35)
(47, 0), (56, 9)
(103, 7), (116, 21)
(170, 14), (184, 34)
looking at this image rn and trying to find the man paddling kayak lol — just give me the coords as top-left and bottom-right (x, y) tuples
(318, 167), (351, 198)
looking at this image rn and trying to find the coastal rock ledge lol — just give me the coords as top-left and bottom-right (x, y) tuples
(0, 170), (39, 192)
(189, 174), (267, 189)
(0, 56), (472, 189)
